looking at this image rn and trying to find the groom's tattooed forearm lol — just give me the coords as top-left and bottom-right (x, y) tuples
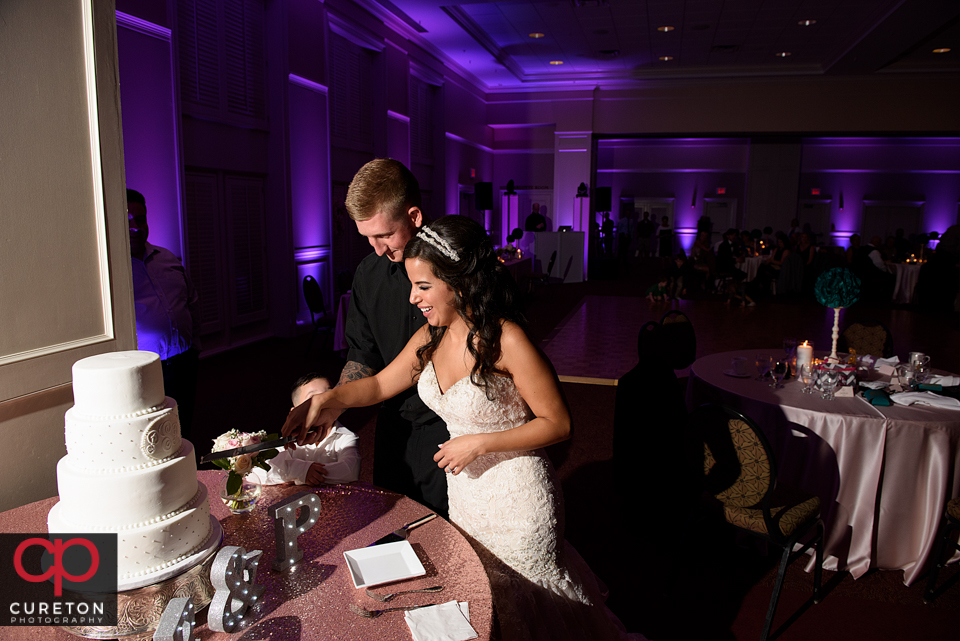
(338, 361), (376, 386)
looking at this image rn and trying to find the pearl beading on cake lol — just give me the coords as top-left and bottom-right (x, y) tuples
(68, 442), (185, 474)
(63, 487), (204, 532)
(71, 401), (167, 420)
(121, 528), (212, 580)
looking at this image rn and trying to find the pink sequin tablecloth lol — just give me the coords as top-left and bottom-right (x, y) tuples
(688, 350), (960, 585)
(0, 471), (493, 640)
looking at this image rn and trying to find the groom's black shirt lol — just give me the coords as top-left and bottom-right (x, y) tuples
(346, 252), (449, 515)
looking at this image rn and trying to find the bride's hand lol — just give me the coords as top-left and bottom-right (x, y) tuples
(434, 435), (485, 475)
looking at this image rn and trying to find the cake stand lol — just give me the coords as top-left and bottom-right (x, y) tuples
(61, 517), (223, 640)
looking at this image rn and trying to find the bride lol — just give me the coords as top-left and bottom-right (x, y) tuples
(283, 217), (640, 640)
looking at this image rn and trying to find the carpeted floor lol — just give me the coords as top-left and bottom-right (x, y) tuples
(193, 258), (960, 640)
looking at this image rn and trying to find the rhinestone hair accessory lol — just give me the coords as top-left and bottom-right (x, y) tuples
(417, 226), (460, 262)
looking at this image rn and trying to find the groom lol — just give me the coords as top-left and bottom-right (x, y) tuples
(303, 158), (449, 516)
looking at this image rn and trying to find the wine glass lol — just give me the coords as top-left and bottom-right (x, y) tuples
(819, 369), (841, 400)
(782, 338), (797, 360)
(755, 353), (772, 381)
(799, 363), (816, 394)
(771, 360), (788, 389)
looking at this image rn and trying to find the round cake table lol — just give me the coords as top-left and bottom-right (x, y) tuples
(687, 350), (960, 585)
(0, 471), (493, 640)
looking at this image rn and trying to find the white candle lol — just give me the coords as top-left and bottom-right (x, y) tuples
(797, 341), (813, 372)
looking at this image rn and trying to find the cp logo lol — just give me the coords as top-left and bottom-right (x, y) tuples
(14, 538), (99, 596)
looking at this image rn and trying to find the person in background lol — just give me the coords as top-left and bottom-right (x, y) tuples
(637, 211), (655, 258)
(128, 188), (201, 440)
(657, 215), (673, 258)
(251, 373), (359, 486)
(524, 202), (546, 232)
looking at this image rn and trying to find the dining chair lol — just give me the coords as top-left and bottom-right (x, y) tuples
(838, 320), (894, 358)
(692, 403), (824, 641)
(303, 275), (335, 358)
(528, 250), (557, 292)
(922, 496), (960, 604)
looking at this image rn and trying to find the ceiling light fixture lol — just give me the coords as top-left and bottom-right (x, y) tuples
(529, 32), (544, 39)
(657, 26), (674, 32)
(798, 19), (816, 26)
(549, 60), (564, 65)
(775, 52), (791, 57)
(659, 56), (673, 61)
(933, 48), (951, 53)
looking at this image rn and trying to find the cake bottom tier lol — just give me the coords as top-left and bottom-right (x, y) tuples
(48, 483), (212, 584)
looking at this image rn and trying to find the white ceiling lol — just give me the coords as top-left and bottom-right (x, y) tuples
(362, 0), (960, 90)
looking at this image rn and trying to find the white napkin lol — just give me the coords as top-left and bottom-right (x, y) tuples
(859, 380), (889, 390)
(889, 391), (960, 410)
(925, 374), (960, 387)
(876, 356), (900, 367)
(405, 601), (477, 641)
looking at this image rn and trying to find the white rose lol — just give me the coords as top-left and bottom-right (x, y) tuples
(233, 454), (253, 475)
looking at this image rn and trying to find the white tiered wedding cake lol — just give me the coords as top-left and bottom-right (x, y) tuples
(48, 351), (220, 590)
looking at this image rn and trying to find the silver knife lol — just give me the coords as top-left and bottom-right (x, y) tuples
(200, 435), (295, 464)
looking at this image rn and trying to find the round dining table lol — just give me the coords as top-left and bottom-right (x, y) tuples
(687, 350), (960, 585)
(0, 471), (492, 641)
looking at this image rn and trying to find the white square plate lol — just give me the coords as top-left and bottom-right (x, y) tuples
(343, 540), (426, 588)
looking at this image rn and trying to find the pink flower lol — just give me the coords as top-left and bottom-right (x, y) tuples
(227, 438), (240, 448)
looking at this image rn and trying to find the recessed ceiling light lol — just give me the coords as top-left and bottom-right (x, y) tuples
(798, 19), (816, 26)
(933, 48), (951, 53)
(775, 52), (791, 58)
(657, 26), (674, 32)
(659, 56), (673, 61)
(529, 32), (544, 39)
(549, 60), (564, 65)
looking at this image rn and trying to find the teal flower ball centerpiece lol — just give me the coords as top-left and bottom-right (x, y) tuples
(815, 267), (862, 361)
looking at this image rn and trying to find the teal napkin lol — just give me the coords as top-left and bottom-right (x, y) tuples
(863, 389), (891, 406)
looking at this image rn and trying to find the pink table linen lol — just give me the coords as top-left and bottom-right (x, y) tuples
(688, 350), (960, 585)
(0, 471), (492, 640)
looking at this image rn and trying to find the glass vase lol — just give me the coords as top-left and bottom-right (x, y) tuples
(219, 473), (261, 514)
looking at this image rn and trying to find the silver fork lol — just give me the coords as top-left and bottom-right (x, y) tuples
(349, 603), (436, 618)
(365, 585), (444, 602)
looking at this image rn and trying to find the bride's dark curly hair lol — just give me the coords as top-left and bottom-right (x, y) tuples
(403, 216), (526, 399)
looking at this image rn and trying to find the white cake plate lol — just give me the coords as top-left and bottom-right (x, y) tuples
(62, 516), (223, 640)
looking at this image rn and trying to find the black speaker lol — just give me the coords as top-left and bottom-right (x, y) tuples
(595, 187), (612, 212)
(475, 182), (493, 210)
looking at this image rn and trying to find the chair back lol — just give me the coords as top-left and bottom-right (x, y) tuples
(302, 275), (326, 321)
(660, 310), (696, 369)
(545, 250), (557, 277)
(693, 404), (776, 509)
(839, 320), (893, 358)
(637, 320), (663, 361)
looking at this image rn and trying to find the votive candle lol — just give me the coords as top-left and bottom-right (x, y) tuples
(797, 341), (813, 371)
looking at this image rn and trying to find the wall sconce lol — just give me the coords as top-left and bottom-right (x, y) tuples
(839, 191), (844, 211)
(576, 182), (588, 197)
(506, 179), (517, 195)
(691, 186), (697, 208)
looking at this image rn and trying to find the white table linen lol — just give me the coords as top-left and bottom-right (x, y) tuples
(687, 350), (960, 585)
(737, 255), (766, 282)
(891, 262), (921, 304)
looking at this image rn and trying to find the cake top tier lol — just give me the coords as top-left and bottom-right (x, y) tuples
(72, 351), (166, 417)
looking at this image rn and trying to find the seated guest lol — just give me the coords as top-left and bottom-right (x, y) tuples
(852, 236), (895, 302)
(846, 233), (861, 265)
(251, 373), (360, 486)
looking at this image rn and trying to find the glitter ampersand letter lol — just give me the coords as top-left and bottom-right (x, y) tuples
(208, 546), (265, 632)
(271, 491), (321, 571)
(153, 597), (195, 641)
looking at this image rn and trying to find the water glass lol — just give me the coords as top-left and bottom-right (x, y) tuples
(819, 369), (841, 401)
(756, 353), (772, 381)
(771, 360), (788, 389)
(799, 364), (815, 394)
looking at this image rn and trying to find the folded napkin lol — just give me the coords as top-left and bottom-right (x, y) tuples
(405, 601), (477, 641)
(925, 374), (960, 387)
(862, 389), (891, 406)
(859, 380), (889, 390)
(875, 356), (901, 367)
(889, 391), (960, 410)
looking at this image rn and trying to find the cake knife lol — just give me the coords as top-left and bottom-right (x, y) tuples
(200, 435), (296, 463)
(370, 513), (438, 546)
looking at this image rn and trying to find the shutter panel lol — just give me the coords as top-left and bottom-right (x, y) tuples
(183, 172), (223, 332)
(178, 0), (220, 110)
(224, 0), (266, 119)
(330, 34), (373, 148)
(225, 176), (267, 322)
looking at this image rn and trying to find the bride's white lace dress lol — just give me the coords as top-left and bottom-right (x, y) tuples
(419, 362), (638, 641)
